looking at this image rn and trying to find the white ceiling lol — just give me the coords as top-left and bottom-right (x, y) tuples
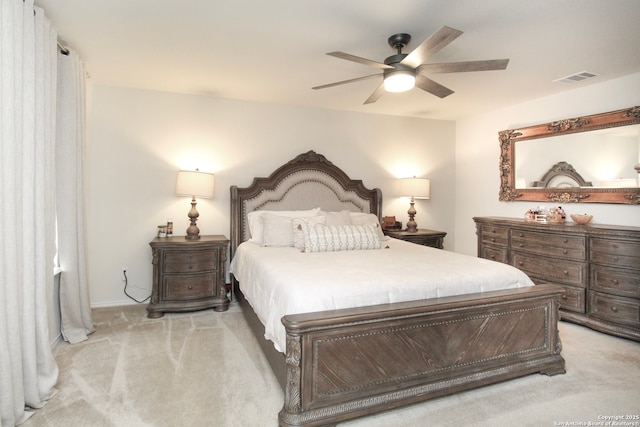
(35, 0), (640, 120)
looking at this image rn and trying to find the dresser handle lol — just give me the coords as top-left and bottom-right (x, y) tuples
(519, 233), (524, 237)
(563, 270), (568, 275)
(518, 261), (524, 266)
(561, 294), (567, 300)
(188, 285), (193, 290)
(612, 279), (619, 285)
(562, 249), (568, 254)
(490, 238), (495, 242)
(610, 306), (618, 313)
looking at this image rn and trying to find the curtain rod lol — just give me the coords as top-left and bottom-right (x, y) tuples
(57, 41), (70, 56)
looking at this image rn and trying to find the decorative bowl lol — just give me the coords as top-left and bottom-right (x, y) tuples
(570, 214), (593, 225)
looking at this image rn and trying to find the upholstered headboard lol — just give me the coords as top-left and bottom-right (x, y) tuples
(229, 151), (382, 258)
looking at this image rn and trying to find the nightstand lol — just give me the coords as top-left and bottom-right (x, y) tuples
(384, 229), (447, 249)
(147, 235), (229, 318)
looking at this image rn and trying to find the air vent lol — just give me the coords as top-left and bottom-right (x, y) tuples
(553, 71), (601, 84)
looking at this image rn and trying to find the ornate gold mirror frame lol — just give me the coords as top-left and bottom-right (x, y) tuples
(499, 106), (640, 204)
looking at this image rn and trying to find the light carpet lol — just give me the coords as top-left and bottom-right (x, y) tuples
(22, 302), (639, 427)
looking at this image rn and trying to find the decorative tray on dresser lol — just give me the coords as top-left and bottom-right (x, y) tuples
(474, 217), (640, 341)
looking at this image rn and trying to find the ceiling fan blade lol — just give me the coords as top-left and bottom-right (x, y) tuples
(312, 73), (382, 90)
(363, 83), (385, 104)
(415, 75), (454, 98)
(417, 59), (510, 74)
(327, 51), (394, 70)
(401, 26), (463, 69)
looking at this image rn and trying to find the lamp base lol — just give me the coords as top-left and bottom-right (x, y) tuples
(406, 198), (418, 233)
(185, 197), (201, 240)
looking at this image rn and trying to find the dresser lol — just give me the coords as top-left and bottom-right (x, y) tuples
(474, 217), (640, 341)
(148, 235), (229, 318)
(383, 228), (446, 249)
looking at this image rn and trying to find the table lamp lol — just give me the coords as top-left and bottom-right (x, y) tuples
(398, 177), (430, 233)
(175, 169), (214, 240)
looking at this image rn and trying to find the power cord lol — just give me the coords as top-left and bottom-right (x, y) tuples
(123, 270), (151, 303)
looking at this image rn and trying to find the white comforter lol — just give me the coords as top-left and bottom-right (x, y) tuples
(229, 238), (534, 352)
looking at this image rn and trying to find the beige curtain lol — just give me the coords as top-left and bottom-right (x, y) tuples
(0, 0), (59, 425)
(56, 50), (95, 344)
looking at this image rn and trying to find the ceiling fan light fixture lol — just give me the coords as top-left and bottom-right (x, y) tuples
(383, 70), (415, 92)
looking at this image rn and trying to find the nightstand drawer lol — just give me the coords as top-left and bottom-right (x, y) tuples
(511, 252), (587, 287)
(163, 249), (219, 273)
(163, 274), (215, 301)
(510, 230), (585, 260)
(591, 265), (640, 299)
(480, 225), (508, 246)
(589, 291), (640, 328)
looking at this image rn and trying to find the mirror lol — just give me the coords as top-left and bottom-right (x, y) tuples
(499, 106), (640, 204)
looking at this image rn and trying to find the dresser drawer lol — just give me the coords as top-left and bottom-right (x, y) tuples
(590, 238), (640, 269)
(591, 265), (640, 299)
(480, 245), (508, 263)
(163, 273), (216, 301)
(480, 225), (508, 246)
(163, 249), (219, 273)
(534, 282), (585, 313)
(511, 252), (587, 287)
(589, 291), (640, 328)
(510, 230), (585, 260)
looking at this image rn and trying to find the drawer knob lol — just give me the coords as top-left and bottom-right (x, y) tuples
(188, 265), (194, 270)
(188, 285), (193, 290)
(612, 279), (619, 285)
(561, 294), (567, 300)
(519, 243), (524, 247)
(563, 238), (568, 243)
(563, 270), (568, 275)
(518, 261), (524, 266)
(562, 249), (568, 254)
(490, 255), (496, 259)
(519, 233), (524, 237)
(491, 238), (495, 242)
(613, 256), (619, 261)
(610, 306), (618, 313)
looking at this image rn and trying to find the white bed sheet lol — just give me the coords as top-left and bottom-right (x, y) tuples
(230, 238), (535, 353)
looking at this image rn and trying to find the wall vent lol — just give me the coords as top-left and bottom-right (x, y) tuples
(553, 71), (601, 84)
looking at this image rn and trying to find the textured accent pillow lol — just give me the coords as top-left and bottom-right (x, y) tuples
(247, 208), (321, 246)
(292, 216), (326, 251)
(303, 224), (381, 252)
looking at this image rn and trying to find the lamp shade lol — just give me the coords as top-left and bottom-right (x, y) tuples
(175, 170), (215, 198)
(384, 70), (416, 93)
(398, 178), (430, 199)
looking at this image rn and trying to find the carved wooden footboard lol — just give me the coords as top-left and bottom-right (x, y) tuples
(278, 284), (565, 427)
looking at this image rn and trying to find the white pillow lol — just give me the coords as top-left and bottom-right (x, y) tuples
(349, 212), (388, 241)
(292, 216), (326, 251)
(261, 214), (295, 247)
(323, 210), (353, 226)
(247, 208), (321, 246)
(303, 224), (381, 253)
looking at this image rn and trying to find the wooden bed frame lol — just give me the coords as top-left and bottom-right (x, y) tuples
(230, 151), (565, 427)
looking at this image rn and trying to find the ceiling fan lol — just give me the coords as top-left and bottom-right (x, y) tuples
(312, 26), (509, 104)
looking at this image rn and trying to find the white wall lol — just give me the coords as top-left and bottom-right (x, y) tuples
(455, 73), (640, 256)
(87, 86), (456, 306)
